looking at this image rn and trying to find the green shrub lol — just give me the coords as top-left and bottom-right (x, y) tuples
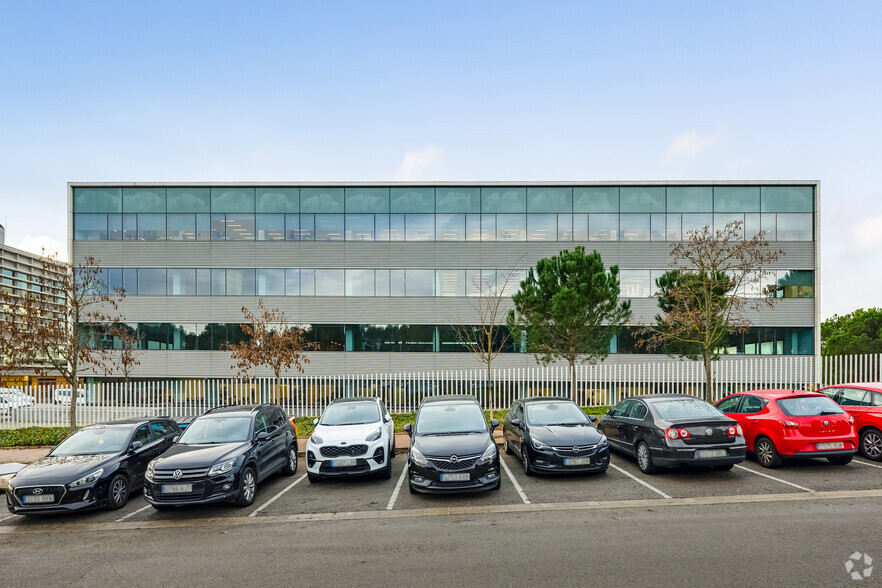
(0, 427), (70, 448)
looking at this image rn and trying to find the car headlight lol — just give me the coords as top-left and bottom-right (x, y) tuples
(478, 444), (497, 465)
(365, 427), (382, 442)
(309, 433), (324, 445)
(208, 459), (236, 476)
(597, 435), (609, 447)
(531, 437), (551, 451)
(145, 461), (156, 482)
(69, 468), (104, 488)
(410, 446), (428, 467)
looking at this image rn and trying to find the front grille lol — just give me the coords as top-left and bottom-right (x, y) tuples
(428, 455), (479, 471)
(14, 485), (65, 505)
(150, 490), (205, 502)
(320, 445), (368, 458)
(153, 467), (210, 481)
(554, 445), (598, 457)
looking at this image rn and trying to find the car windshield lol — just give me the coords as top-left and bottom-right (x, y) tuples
(653, 398), (724, 420)
(416, 402), (487, 435)
(52, 428), (130, 455)
(179, 416), (252, 444)
(777, 396), (845, 417)
(525, 402), (589, 426)
(320, 402), (380, 426)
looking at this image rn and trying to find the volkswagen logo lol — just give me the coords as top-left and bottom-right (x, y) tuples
(173, 469), (183, 480)
(705, 429), (713, 436)
(573, 446), (581, 453)
(450, 455), (458, 464)
(32, 488), (43, 494)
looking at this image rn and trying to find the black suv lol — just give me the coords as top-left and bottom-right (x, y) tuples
(144, 404), (297, 509)
(404, 395), (501, 494)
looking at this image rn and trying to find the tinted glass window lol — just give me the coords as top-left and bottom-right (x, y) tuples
(716, 396), (742, 413)
(52, 428), (130, 455)
(652, 398), (723, 419)
(416, 402), (487, 435)
(132, 425), (151, 445)
(838, 388), (869, 407)
(150, 422), (173, 438)
(180, 416), (252, 443)
(776, 396), (845, 417)
(321, 402), (380, 426)
(741, 395), (768, 413)
(610, 400), (631, 418)
(525, 401), (589, 426)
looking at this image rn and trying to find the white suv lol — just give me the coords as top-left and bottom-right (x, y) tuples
(53, 387), (87, 405)
(306, 397), (395, 483)
(0, 388), (35, 409)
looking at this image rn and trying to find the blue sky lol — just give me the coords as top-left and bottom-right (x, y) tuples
(1, 1), (879, 318)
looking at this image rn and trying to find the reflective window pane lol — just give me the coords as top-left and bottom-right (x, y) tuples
(315, 269), (344, 296)
(256, 188), (298, 213)
(390, 269), (405, 296)
(123, 188), (166, 213)
(666, 187), (712, 212)
(405, 214), (434, 241)
(301, 269), (315, 295)
(574, 187), (618, 213)
(138, 214), (166, 241)
(650, 214), (666, 241)
(345, 187), (389, 213)
(170, 324), (198, 350)
(124, 268), (138, 294)
(167, 188), (210, 213)
(761, 186), (813, 213)
(774, 270), (814, 298)
(714, 213), (744, 237)
(744, 213), (761, 239)
(714, 187), (760, 212)
(497, 214), (526, 241)
(573, 214), (588, 241)
(345, 214), (375, 241)
(225, 215), (255, 240)
(761, 214), (777, 241)
(436, 214), (465, 241)
(211, 269), (225, 295)
(620, 214), (650, 241)
(285, 269), (300, 295)
(256, 214), (285, 241)
(436, 187), (480, 213)
(196, 214), (211, 240)
(226, 269), (255, 295)
(589, 214), (618, 241)
(776, 213), (812, 241)
(73, 188), (121, 213)
(211, 188), (254, 213)
(374, 214), (390, 242)
(124, 214), (137, 241)
(299, 214), (315, 241)
(138, 269), (167, 295)
(167, 269), (196, 295)
(482, 188), (526, 213)
(211, 214), (226, 241)
(300, 188), (344, 213)
(481, 214), (496, 241)
(620, 270), (650, 297)
(405, 269), (434, 296)
(527, 214), (556, 241)
(346, 269), (375, 296)
(527, 187), (572, 213)
(388, 214), (405, 241)
(465, 214), (481, 241)
(167, 214), (197, 241)
(315, 214), (344, 241)
(375, 269), (390, 296)
(466, 270), (496, 296)
(196, 269), (211, 295)
(75, 214), (107, 240)
(256, 269), (285, 295)
(620, 187), (665, 212)
(557, 214), (573, 241)
(681, 213), (713, 237)
(391, 187), (434, 213)
(436, 270), (465, 297)
(108, 214), (122, 240)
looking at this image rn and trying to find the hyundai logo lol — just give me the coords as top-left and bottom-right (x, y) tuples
(173, 470), (183, 480)
(450, 455), (458, 464)
(32, 488), (43, 494)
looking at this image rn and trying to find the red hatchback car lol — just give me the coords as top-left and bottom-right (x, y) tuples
(816, 383), (882, 461)
(714, 390), (858, 468)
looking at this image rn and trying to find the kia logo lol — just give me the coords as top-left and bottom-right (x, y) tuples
(173, 470), (183, 480)
(32, 488), (43, 494)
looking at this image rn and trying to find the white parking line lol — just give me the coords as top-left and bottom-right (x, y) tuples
(733, 464), (813, 492)
(609, 464), (672, 499)
(0, 514), (15, 524)
(249, 474), (307, 517)
(115, 504), (152, 522)
(500, 457), (530, 504)
(386, 464), (408, 510)
(851, 458), (882, 470)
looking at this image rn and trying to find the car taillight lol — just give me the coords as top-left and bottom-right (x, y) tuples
(782, 420), (799, 429)
(727, 426), (743, 436)
(665, 428), (690, 439)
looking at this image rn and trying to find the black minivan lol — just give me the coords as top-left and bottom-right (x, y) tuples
(404, 395), (500, 494)
(144, 404), (297, 509)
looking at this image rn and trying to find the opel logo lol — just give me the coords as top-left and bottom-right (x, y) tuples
(32, 488), (43, 494)
(450, 455), (458, 464)
(173, 470), (183, 480)
(705, 429), (713, 436)
(573, 446), (581, 453)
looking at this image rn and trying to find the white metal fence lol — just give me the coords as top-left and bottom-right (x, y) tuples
(8, 354), (871, 429)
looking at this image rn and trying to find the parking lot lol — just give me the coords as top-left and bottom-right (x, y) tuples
(3, 449), (880, 533)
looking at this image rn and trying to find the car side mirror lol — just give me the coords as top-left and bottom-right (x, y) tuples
(129, 441), (143, 453)
(384, 415), (392, 423)
(606, 409), (613, 415)
(403, 423), (412, 437)
(255, 431), (270, 443)
(588, 415), (597, 423)
(172, 435), (180, 444)
(313, 418), (319, 426)
(490, 419), (500, 431)
(510, 418), (521, 427)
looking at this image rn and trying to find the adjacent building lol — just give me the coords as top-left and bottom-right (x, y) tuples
(68, 182), (819, 379)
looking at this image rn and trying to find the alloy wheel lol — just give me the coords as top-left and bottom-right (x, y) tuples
(111, 478), (127, 505)
(637, 444), (649, 470)
(289, 449), (297, 472)
(756, 441), (773, 465)
(863, 430), (882, 460)
(242, 471), (256, 503)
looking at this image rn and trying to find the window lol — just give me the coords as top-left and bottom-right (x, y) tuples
(626, 401), (648, 420)
(256, 188), (298, 212)
(315, 270), (344, 296)
(345, 187), (389, 213)
(436, 214), (465, 241)
(211, 188), (254, 213)
(405, 214), (434, 241)
(666, 187), (712, 212)
(610, 400), (632, 418)
(620, 214), (650, 241)
(526, 214), (555, 241)
(150, 421), (172, 437)
(123, 188), (166, 212)
(527, 187), (572, 213)
(497, 214), (526, 241)
(838, 388), (869, 407)
(256, 269), (285, 296)
(167, 269), (196, 295)
(138, 214), (166, 241)
(482, 187), (526, 213)
(620, 187), (665, 212)
(75, 214), (107, 240)
(345, 214), (375, 241)
(574, 187), (618, 212)
(315, 215), (344, 240)
(741, 395), (768, 414)
(761, 186), (813, 213)
(254, 412), (270, 435)
(589, 214), (618, 241)
(256, 214), (285, 240)
(405, 270), (434, 296)
(436, 187), (480, 213)
(167, 188), (210, 213)
(391, 187), (434, 213)
(138, 269), (166, 295)
(346, 269), (375, 296)
(167, 214), (197, 241)
(714, 187), (759, 212)
(132, 425), (151, 446)
(715, 396), (742, 413)
(226, 269), (256, 296)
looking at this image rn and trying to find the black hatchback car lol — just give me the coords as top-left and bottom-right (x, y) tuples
(404, 395), (501, 494)
(597, 394), (747, 474)
(143, 404), (297, 509)
(503, 397), (610, 475)
(7, 418), (180, 515)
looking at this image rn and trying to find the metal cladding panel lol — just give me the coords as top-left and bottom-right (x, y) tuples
(627, 298), (813, 327)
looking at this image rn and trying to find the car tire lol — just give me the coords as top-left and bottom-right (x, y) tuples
(827, 455), (853, 466)
(280, 445), (298, 476)
(408, 480), (416, 494)
(504, 437), (513, 455)
(492, 477), (501, 490)
(390, 436), (396, 458)
(521, 444), (533, 476)
(754, 436), (783, 468)
(233, 466), (257, 507)
(307, 472), (322, 483)
(859, 427), (882, 461)
(106, 474), (129, 510)
(636, 441), (658, 474)
(713, 464), (734, 471)
(381, 455), (393, 480)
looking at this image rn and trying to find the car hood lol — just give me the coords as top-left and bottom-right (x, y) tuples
(314, 422), (383, 444)
(412, 432), (492, 457)
(153, 442), (250, 468)
(12, 453), (116, 486)
(529, 424), (606, 446)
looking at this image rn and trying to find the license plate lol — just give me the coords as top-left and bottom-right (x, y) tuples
(696, 449), (727, 459)
(23, 494), (55, 504)
(564, 458), (591, 466)
(330, 458), (357, 467)
(161, 484), (192, 493)
(440, 473), (470, 482)
(817, 441), (844, 450)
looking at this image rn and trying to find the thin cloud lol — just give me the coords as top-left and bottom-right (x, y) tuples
(10, 235), (66, 261)
(393, 145), (445, 181)
(664, 126), (728, 160)
(851, 214), (882, 252)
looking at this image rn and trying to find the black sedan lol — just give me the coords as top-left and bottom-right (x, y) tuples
(6, 418), (180, 515)
(503, 397), (610, 475)
(404, 395), (501, 494)
(597, 394), (747, 474)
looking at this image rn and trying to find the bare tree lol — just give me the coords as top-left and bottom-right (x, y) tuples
(108, 323), (142, 384)
(640, 221), (782, 400)
(226, 299), (315, 395)
(0, 252), (126, 432)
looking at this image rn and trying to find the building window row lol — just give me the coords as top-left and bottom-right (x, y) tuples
(97, 268), (813, 299)
(73, 186), (815, 215)
(88, 323), (813, 355)
(74, 211), (814, 243)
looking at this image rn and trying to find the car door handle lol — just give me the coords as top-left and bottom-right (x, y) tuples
(751, 420), (758, 423)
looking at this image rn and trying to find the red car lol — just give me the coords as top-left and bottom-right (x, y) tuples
(714, 390), (857, 468)
(816, 383), (882, 461)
